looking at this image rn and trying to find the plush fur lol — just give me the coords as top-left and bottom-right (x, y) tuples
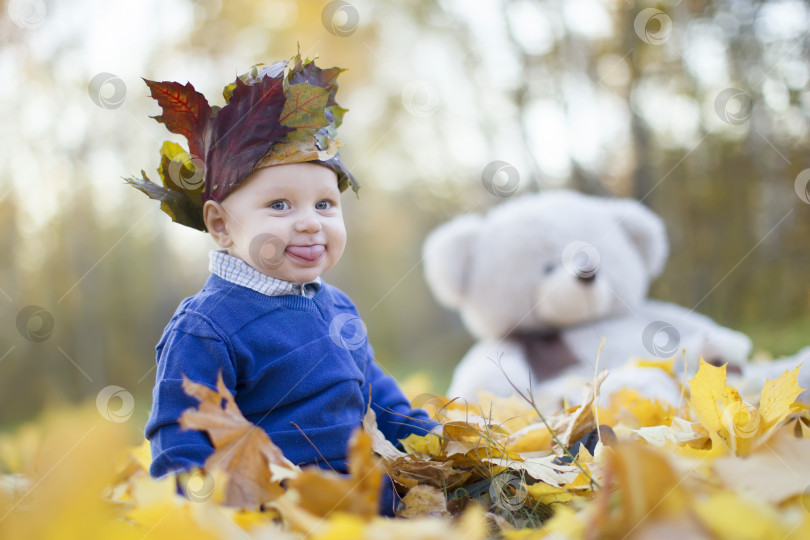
(423, 190), (808, 407)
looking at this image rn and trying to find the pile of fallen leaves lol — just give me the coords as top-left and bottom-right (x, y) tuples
(1, 358), (809, 539)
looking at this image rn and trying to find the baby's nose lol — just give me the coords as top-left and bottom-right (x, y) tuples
(294, 210), (323, 232)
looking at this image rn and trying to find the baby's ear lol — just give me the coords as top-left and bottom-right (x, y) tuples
(203, 200), (233, 248)
(422, 214), (483, 309)
(612, 199), (669, 279)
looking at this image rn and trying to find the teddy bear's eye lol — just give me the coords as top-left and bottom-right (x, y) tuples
(543, 263), (555, 275)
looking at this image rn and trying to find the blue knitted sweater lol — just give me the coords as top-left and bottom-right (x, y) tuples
(144, 273), (436, 478)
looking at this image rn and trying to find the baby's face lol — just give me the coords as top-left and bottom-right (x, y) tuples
(213, 162), (346, 283)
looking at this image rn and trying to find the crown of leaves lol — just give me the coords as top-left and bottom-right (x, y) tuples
(124, 51), (359, 232)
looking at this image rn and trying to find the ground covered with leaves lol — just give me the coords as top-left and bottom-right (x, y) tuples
(2, 358), (809, 539)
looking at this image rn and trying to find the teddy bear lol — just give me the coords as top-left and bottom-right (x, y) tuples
(422, 190), (807, 407)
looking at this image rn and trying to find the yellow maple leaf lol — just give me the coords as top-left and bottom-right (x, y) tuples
(758, 365), (803, 433)
(688, 359), (805, 456)
(689, 359), (759, 455)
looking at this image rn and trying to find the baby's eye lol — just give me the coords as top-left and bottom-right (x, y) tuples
(315, 200), (333, 210)
(268, 200), (290, 211)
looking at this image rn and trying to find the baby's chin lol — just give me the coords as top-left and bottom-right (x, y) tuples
(280, 271), (321, 284)
(269, 262), (328, 284)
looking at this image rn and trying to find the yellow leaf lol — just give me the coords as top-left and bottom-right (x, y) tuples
(397, 372), (435, 401)
(504, 425), (552, 453)
(287, 428), (382, 520)
(476, 390), (538, 433)
(519, 504), (585, 538)
(226, 506), (283, 532)
(688, 359), (758, 455)
(305, 512), (365, 540)
(759, 365), (804, 433)
(399, 432), (443, 456)
(598, 388), (674, 429)
(694, 492), (790, 540)
(524, 482), (576, 505)
(633, 356), (676, 376)
(688, 360), (806, 457)
(0, 422), (41, 474)
(601, 443), (688, 536)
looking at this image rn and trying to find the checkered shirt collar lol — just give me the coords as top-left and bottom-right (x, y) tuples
(208, 249), (322, 298)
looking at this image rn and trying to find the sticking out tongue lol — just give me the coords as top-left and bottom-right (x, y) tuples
(285, 245), (325, 262)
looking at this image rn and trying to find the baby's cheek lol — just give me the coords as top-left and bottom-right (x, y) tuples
(328, 224), (348, 257)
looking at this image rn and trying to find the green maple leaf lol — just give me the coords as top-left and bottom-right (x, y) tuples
(280, 83), (330, 130)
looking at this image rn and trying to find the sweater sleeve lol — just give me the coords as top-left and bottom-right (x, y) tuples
(363, 344), (440, 447)
(143, 312), (238, 479)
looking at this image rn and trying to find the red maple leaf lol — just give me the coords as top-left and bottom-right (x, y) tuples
(143, 79), (211, 159)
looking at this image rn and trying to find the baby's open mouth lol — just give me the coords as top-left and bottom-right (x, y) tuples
(285, 244), (325, 262)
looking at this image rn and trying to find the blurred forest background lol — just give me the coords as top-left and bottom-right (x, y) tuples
(0, 0), (808, 432)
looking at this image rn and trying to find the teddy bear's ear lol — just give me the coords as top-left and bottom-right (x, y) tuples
(613, 199), (669, 278)
(422, 214), (483, 309)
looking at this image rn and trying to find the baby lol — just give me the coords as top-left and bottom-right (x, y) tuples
(130, 53), (436, 514)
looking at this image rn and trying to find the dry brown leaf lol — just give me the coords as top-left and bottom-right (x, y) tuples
(286, 428), (382, 520)
(362, 404), (472, 493)
(362, 406), (407, 461)
(442, 417), (498, 442)
(395, 484), (449, 518)
(556, 370), (608, 449)
(633, 417), (710, 448)
(386, 457), (472, 490)
(481, 455), (580, 486)
(443, 439), (477, 458)
(179, 372), (297, 508)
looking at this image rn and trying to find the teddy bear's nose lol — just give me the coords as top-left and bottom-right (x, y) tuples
(577, 272), (596, 284)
